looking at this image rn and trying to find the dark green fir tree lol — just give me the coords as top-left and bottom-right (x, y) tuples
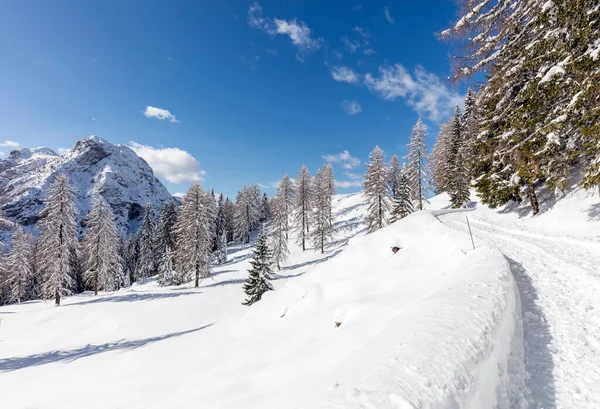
(242, 230), (274, 306)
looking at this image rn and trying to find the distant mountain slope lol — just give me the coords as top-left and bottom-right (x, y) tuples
(0, 136), (173, 235)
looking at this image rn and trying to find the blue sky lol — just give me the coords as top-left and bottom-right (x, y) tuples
(0, 0), (469, 199)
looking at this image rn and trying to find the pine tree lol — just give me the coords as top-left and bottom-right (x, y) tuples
(223, 197), (235, 242)
(430, 120), (453, 194)
(277, 174), (296, 239)
(390, 169), (414, 223)
(82, 197), (123, 295)
(215, 231), (228, 264)
(125, 233), (139, 285)
(269, 195), (289, 270)
(37, 174), (79, 306)
(446, 106), (471, 208)
(364, 146), (391, 233)
(117, 231), (130, 288)
(311, 165), (334, 253)
(173, 183), (212, 286)
(5, 227), (36, 303)
(242, 230), (274, 306)
(405, 118), (429, 210)
(294, 165), (313, 251)
(155, 201), (178, 283)
(135, 204), (156, 280)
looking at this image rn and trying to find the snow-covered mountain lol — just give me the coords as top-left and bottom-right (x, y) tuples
(0, 136), (173, 235)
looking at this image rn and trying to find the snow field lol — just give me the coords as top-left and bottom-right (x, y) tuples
(0, 193), (523, 408)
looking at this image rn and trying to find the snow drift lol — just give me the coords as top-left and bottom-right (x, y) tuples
(0, 194), (524, 408)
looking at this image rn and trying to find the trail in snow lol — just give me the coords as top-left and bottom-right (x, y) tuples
(439, 212), (600, 409)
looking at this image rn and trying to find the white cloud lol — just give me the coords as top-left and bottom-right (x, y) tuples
(331, 66), (359, 83)
(0, 151), (4, 157)
(323, 150), (361, 169)
(173, 192), (186, 198)
(143, 106), (179, 123)
(344, 171), (363, 180)
(384, 7), (395, 24)
(364, 64), (463, 121)
(342, 100), (362, 115)
(248, 2), (322, 60)
(129, 141), (205, 184)
(341, 36), (360, 54)
(0, 140), (19, 148)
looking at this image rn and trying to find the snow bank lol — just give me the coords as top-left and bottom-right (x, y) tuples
(0, 196), (524, 408)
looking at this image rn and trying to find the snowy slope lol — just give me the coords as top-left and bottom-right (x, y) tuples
(0, 192), (522, 409)
(436, 181), (600, 409)
(0, 136), (173, 235)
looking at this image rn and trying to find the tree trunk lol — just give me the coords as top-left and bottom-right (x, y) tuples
(55, 289), (61, 306)
(94, 273), (98, 296)
(528, 183), (540, 215)
(195, 263), (199, 288)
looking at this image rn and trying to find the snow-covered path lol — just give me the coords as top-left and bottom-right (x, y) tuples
(439, 211), (600, 409)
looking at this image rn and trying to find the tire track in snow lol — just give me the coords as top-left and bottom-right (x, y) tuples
(438, 214), (600, 409)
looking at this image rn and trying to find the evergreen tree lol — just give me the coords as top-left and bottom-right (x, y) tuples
(154, 201), (178, 281)
(405, 118), (429, 210)
(173, 183), (212, 286)
(242, 230), (274, 306)
(117, 231), (130, 288)
(277, 174), (296, 239)
(5, 227), (36, 303)
(215, 231), (228, 264)
(82, 197), (122, 295)
(223, 197), (235, 242)
(430, 119), (453, 194)
(390, 169), (414, 223)
(364, 146), (391, 233)
(125, 233), (139, 285)
(205, 189), (218, 251)
(324, 163), (336, 226)
(311, 165), (334, 253)
(37, 174), (79, 306)
(269, 195), (289, 270)
(294, 165), (313, 251)
(135, 204), (156, 280)
(214, 194), (227, 263)
(446, 106), (471, 208)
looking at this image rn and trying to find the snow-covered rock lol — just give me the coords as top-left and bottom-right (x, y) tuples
(0, 136), (173, 235)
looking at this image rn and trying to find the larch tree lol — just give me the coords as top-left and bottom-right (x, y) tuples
(135, 203), (156, 281)
(234, 185), (261, 244)
(364, 146), (391, 233)
(277, 174), (296, 239)
(5, 226), (36, 303)
(390, 168), (414, 223)
(173, 183), (212, 287)
(214, 194), (228, 264)
(242, 229), (274, 306)
(405, 118), (430, 210)
(37, 174), (79, 306)
(82, 197), (123, 295)
(155, 201), (178, 286)
(223, 197), (236, 242)
(269, 195), (289, 270)
(260, 193), (271, 222)
(324, 163), (336, 226)
(387, 155), (402, 197)
(311, 165), (334, 253)
(294, 165), (314, 251)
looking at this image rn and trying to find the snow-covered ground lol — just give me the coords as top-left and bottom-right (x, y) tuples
(438, 180), (600, 409)
(0, 192), (524, 408)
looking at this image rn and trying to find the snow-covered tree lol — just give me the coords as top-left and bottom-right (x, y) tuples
(37, 174), (79, 306)
(277, 174), (296, 239)
(234, 185), (261, 244)
(311, 165), (334, 253)
(125, 233), (139, 286)
(117, 231), (130, 288)
(269, 195), (289, 270)
(5, 227), (36, 303)
(215, 231), (228, 264)
(173, 183), (212, 286)
(430, 120), (453, 194)
(390, 169), (414, 223)
(214, 194), (227, 264)
(294, 165), (313, 251)
(155, 201), (178, 286)
(223, 197), (235, 242)
(135, 204), (156, 281)
(205, 189), (218, 251)
(242, 229), (274, 306)
(446, 106), (471, 208)
(260, 193), (271, 221)
(364, 146), (391, 233)
(82, 197), (123, 295)
(405, 118), (429, 210)
(387, 155), (402, 196)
